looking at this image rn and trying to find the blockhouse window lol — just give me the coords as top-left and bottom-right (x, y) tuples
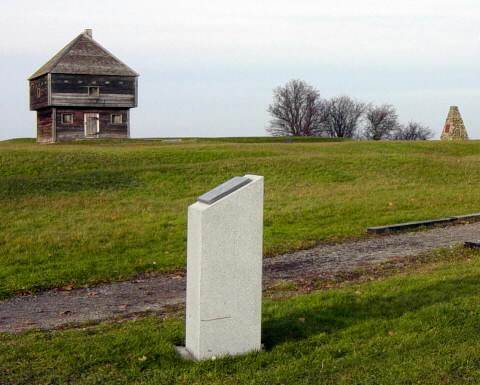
(111, 114), (123, 124)
(62, 113), (74, 124)
(88, 86), (100, 97)
(36, 88), (41, 98)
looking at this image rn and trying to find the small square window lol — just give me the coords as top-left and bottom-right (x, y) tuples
(88, 87), (100, 97)
(62, 113), (74, 124)
(111, 114), (123, 124)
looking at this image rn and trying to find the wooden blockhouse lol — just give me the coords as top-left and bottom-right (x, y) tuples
(29, 29), (138, 143)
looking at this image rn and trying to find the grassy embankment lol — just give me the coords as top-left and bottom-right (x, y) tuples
(1, 248), (480, 384)
(1, 138), (480, 297)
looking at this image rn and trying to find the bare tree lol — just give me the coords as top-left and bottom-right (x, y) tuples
(363, 104), (399, 140)
(267, 80), (324, 136)
(323, 96), (366, 138)
(393, 122), (434, 140)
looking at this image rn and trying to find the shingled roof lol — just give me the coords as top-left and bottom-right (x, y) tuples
(29, 29), (138, 80)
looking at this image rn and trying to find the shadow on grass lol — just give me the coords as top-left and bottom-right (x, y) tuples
(262, 274), (480, 349)
(0, 170), (138, 198)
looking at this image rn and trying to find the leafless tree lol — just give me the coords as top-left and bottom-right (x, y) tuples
(363, 104), (399, 140)
(267, 80), (324, 136)
(393, 122), (434, 140)
(323, 96), (366, 138)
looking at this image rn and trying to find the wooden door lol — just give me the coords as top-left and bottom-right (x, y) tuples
(84, 113), (99, 137)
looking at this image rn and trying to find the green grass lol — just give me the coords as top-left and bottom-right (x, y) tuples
(2, 248), (480, 384)
(1, 138), (480, 298)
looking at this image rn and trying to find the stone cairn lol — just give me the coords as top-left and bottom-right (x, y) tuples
(441, 106), (469, 140)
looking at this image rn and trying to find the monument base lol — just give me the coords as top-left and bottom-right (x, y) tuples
(174, 344), (265, 361)
(174, 346), (195, 361)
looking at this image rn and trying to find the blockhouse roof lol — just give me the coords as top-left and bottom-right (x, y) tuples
(29, 30), (138, 80)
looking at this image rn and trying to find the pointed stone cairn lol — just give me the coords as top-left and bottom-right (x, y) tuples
(441, 106), (469, 140)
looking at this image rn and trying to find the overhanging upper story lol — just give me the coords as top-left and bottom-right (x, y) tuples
(29, 29), (138, 111)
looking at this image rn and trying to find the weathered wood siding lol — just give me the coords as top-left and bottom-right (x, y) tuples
(98, 110), (129, 137)
(37, 109), (54, 143)
(29, 75), (49, 110)
(55, 108), (129, 141)
(51, 74), (137, 108)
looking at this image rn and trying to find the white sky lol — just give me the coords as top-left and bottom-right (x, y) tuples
(0, 0), (479, 139)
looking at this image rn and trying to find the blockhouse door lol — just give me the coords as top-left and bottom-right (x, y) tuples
(84, 113), (99, 137)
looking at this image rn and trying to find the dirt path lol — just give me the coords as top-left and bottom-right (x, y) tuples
(1, 222), (479, 333)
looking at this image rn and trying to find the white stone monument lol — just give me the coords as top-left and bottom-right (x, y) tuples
(180, 174), (264, 360)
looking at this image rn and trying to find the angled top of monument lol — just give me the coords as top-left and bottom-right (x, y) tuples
(197, 176), (251, 205)
(441, 106), (469, 140)
(29, 29), (138, 80)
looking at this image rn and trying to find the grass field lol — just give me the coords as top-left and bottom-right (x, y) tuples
(1, 138), (480, 298)
(1, 248), (480, 384)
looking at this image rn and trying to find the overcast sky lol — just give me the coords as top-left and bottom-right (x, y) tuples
(0, 0), (479, 140)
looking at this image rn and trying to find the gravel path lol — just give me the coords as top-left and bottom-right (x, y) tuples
(1, 222), (479, 333)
